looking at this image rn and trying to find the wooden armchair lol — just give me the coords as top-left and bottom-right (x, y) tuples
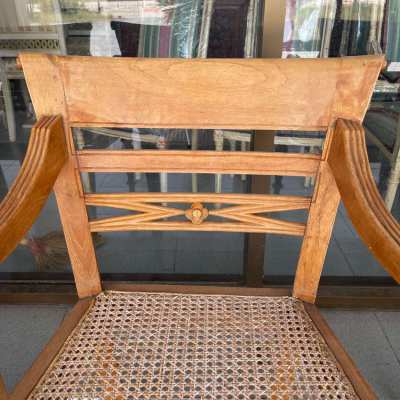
(1, 53), (399, 399)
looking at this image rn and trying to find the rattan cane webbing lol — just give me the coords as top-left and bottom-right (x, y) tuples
(29, 291), (359, 400)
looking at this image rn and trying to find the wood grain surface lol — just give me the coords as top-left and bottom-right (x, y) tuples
(328, 119), (400, 283)
(20, 53), (384, 130)
(77, 150), (320, 176)
(0, 116), (67, 262)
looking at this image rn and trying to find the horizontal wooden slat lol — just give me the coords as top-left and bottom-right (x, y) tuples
(20, 54), (384, 129)
(72, 121), (325, 131)
(84, 193), (311, 208)
(89, 220), (306, 236)
(77, 150), (320, 176)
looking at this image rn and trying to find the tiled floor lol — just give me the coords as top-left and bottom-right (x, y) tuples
(1, 303), (400, 399)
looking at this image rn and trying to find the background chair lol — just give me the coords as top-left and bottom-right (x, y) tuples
(0, 0), (66, 142)
(364, 101), (400, 210)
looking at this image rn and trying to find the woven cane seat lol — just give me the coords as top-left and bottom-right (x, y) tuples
(29, 291), (358, 400)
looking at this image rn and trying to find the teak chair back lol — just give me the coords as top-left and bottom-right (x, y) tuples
(2, 53), (400, 304)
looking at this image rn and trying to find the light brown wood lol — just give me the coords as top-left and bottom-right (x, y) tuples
(20, 51), (102, 299)
(19, 53), (384, 130)
(9, 298), (94, 400)
(90, 218), (306, 236)
(53, 161), (102, 298)
(293, 122), (341, 303)
(331, 57), (384, 122)
(86, 192), (309, 235)
(0, 116), (67, 262)
(304, 303), (377, 400)
(293, 162), (340, 303)
(19, 56), (71, 140)
(77, 150), (320, 176)
(328, 119), (400, 283)
(84, 192), (311, 207)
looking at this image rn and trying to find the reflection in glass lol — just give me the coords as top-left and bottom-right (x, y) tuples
(283, 0), (387, 58)
(283, 0), (337, 58)
(386, 0), (400, 63)
(364, 101), (400, 215)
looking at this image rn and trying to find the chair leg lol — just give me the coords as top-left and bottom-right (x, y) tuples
(241, 141), (247, 181)
(132, 132), (142, 181)
(20, 79), (34, 119)
(160, 172), (168, 193)
(75, 129), (91, 193)
(305, 145), (323, 187)
(0, 65), (17, 142)
(0, 110), (5, 128)
(229, 139), (236, 178)
(385, 160), (400, 211)
(158, 135), (168, 197)
(309, 146), (317, 186)
(385, 116), (400, 211)
(213, 130), (224, 194)
(191, 130), (198, 193)
(75, 128), (97, 218)
(215, 172), (222, 195)
(185, 128), (191, 147)
(303, 146), (313, 188)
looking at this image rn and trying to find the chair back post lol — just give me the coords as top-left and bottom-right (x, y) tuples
(20, 53), (101, 298)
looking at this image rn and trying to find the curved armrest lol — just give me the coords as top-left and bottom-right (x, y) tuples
(0, 116), (67, 262)
(328, 119), (400, 282)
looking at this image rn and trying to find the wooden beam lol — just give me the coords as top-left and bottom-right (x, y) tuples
(77, 150), (320, 176)
(20, 54), (384, 129)
(293, 161), (340, 303)
(20, 53), (102, 300)
(84, 192), (311, 207)
(89, 219), (306, 236)
(54, 161), (102, 298)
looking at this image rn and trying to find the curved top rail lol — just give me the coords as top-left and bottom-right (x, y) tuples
(0, 116), (67, 262)
(19, 53), (385, 130)
(328, 119), (400, 282)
